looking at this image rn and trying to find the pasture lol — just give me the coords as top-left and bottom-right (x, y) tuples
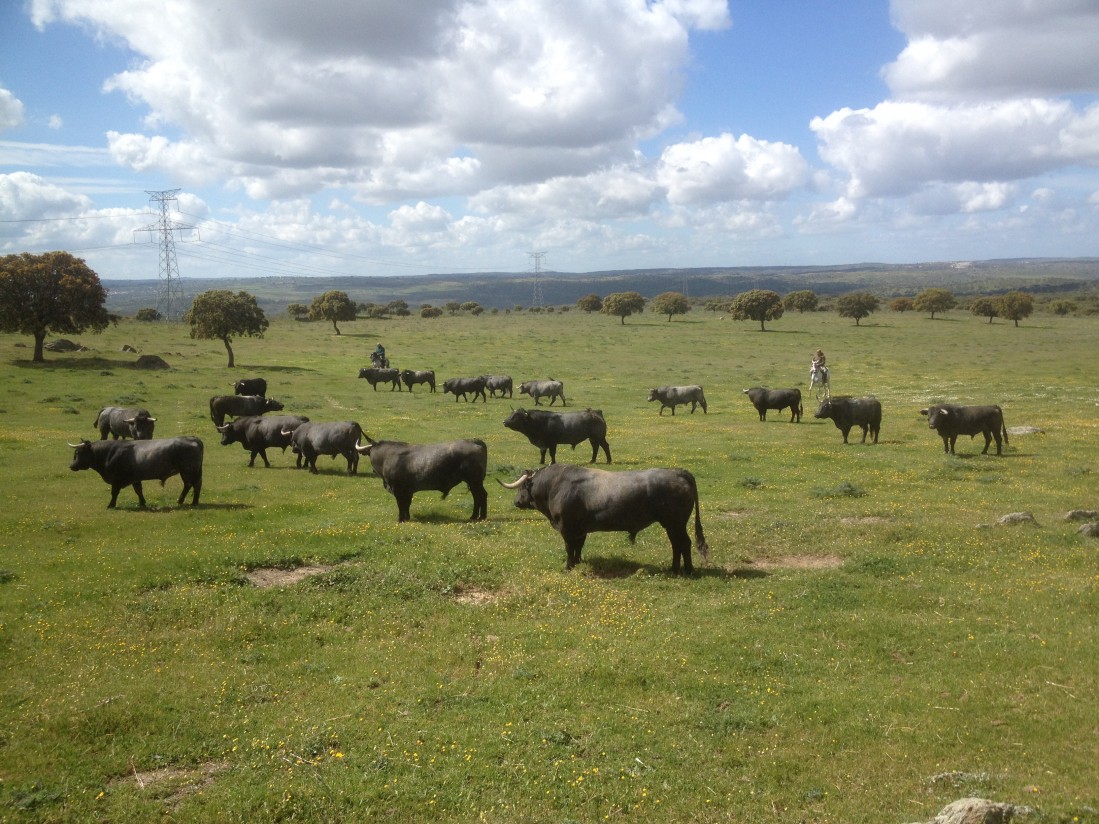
(0, 307), (1096, 823)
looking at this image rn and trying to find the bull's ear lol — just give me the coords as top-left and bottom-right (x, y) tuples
(919, 409), (928, 416)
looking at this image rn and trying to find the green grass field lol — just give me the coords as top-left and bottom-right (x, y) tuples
(1, 307), (1096, 823)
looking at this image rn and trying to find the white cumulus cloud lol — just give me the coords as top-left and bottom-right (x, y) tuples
(0, 88), (26, 131)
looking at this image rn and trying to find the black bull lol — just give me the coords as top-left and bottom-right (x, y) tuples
(503, 408), (611, 464)
(209, 395), (284, 427)
(814, 396), (881, 444)
(94, 406), (156, 440)
(69, 436), (203, 508)
(920, 404), (1008, 455)
(743, 387), (802, 422)
(356, 437), (488, 522)
(218, 414), (310, 467)
(503, 463), (709, 573)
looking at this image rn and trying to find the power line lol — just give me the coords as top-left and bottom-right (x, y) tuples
(134, 190), (194, 321)
(529, 250), (547, 309)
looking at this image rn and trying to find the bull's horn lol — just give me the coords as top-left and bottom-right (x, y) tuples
(123, 417), (135, 423)
(66, 441), (83, 448)
(940, 408), (950, 415)
(216, 424), (230, 432)
(281, 429), (294, 436)
(147, 417), (156, 422)
(499, 472), (532, 489)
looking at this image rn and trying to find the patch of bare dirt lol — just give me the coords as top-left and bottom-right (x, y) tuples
(453, 586), (500, 605)
(749, 555), (844, 571)
(245, 564), (333, 588)
(114, 760), (229, 803)
(716, 510), (751, 520)
(839, 516), (890, 525)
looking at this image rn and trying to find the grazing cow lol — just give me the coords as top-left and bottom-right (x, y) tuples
(920, 404), (1008, 455)
(483, 375), (514, 398)
(286, 421), (365, 474)
(232, 377), (267, 397)
(93, 406), (157, 440)
(519, 379), (566, 406)
(647, 385), (708, 416)
(355, 436), (489, 522)
(442, 376), (488, 403)
(209, 395), (285, 427)
(358, 367), (403, 391)
(68, 436), (203, 508)
(502, 463), (709, 573)
(217, 414), (310, 467)
(503, 408), (611, 465)
(814, 396), (882, 444)
(400, 369), (436, 393)
(742, 387), (802, 422)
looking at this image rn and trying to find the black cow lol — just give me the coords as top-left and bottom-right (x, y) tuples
(442, 376), (488, 403)
(647, 385), (707, 416)
(93, 406), (157, 440)
(400, 369), (436, 393)
(814, 396), (881, 444)
(209, 395), (284, 427)
(232, 377), (267, 397)
(218, 414), (310, 467)
(502, 464), (709, 573)
(743, 387), (802, 422)
(356, 436), (489, 522)
(483, 375), (513, 398)
(68, 436), (203, 508)
(920, 404), (1008, 455)
(287, 421), (365, 474)
(503, 408), (611, 464)
(358, 367), (403, 391)
(519, 379), (566, 406)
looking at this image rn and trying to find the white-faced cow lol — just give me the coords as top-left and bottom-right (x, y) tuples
(358, 367), (403, 391)
(483, 375), (513, 398)
(814, 396), (881, 444)
(502, 463), (709, 573)
(209, 395), (284, 427)
(218, 414), (310, 467)
(68, 436), (203, 508)
(743, 387), (802, 422)
(232, 377), (267, 397)
(356, 436), (488, 522)
(647, 385), (707, 416)
(442, 376), (488, 403)
(920, 404), (1008, 455)
(503, 408), (611, 464)
(93, 406), (157, 440)
(286, 421), (366, 475)
(400, 369), (436, 392)
(518, 379), (566, 406)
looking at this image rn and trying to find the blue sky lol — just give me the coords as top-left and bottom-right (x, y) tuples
(1, 0), (1096, 280)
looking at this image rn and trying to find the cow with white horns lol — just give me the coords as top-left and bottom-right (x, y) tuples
(502, 463), (709, 573)
(647, 385), (707, 416)
(218, 414), (310, 467)
(286, 421), (365, 474)
(209, 395), (284, 427)
(69, 436), (203, 508)
(93, 406), (157, 440)
(356, 436), (489, 522)
(519, 379), (566, 406)
(920, 404), (1008, 455)
(503, 408), (611, 464)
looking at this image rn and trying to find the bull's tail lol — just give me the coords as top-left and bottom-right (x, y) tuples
(691, 475), (710, 563)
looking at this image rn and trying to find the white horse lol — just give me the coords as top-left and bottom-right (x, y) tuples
(809, 364), (830, 399)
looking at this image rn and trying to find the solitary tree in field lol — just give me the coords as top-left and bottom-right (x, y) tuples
(186, 289), (269, 368)
(889, 297), (914, 313)
(730, 289), (784, 331)
(576, 293), (602, 313)
(998, 290), (1034, 327)
(1050, 299), (1076, 317)
(651, 291), (690, 321)
(0, 251), (111, 362)
(601, 292), (646, 324)
(913, 288), (957, 319)
(135, 307), (163, 322)
(783, 289), (818, 314)
(836, 292), (880, 326)
(970, 297), (999, 324)
(309, 290), (358, 335)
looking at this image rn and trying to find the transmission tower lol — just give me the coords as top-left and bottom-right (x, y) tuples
(529, 250), (547, 309)
(135, 189), (194, 320)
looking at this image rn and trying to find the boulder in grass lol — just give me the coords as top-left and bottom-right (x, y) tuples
(135, 354), (171, 370)
(905, 797), (1033, 824)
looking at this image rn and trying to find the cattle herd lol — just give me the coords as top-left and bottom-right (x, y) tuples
(67, 364), (1011, 572)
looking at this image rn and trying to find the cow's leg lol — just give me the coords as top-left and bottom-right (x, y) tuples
(547, 445), (558, 464)
(981, 431), (993, 454)
(992, 430), (1003, 455)
(665, 523), (693, 574)
(395, 491), (414, 522)
(563, 534), (586, 569)
(588, 439), (599, 463)
(841, 426), (850, 444)
(601, 439), (612, 464)
(948, 435), (958, 454)
(469, 481), (488, 521)
(859, 424), (868, 444)
(132, 481), (146, 507)
(107, 484), (124, 508)
(346, 451), (358, 475)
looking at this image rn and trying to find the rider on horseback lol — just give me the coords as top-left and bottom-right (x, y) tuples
(810, 348), (830, 398)
(811, 349), (826, 375)
(371, 343), (388, 368)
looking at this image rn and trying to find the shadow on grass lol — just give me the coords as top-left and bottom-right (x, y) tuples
(584, 556), (768, 580)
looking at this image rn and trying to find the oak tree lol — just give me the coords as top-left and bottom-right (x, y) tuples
(185, 290), (269, 368)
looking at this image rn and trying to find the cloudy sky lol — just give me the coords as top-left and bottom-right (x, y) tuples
(1, 0), (1097, 280)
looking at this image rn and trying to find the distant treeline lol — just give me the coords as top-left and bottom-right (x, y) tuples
(103, 258), (1099, 316)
